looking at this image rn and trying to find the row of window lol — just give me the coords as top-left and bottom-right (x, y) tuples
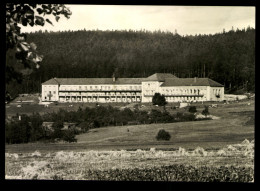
(44, 91), (56, 95)
(162, 88), (205, 94)
(165, 96), (205, 101)
(213, 89), (221, 95)
(59, 85), (142, 91)
(59, 92), (141, 96)
(144, 89), (205, 95)
(59, 97), (141, 102)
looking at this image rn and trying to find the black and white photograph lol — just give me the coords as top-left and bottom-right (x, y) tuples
(5, 3), (255, 182)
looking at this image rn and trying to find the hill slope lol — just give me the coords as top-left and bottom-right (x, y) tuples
(6, 28), (255, 97)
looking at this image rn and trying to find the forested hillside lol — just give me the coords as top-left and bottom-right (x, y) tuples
(6, 28), (255, 98)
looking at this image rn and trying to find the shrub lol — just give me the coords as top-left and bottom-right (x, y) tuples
(5, 114), (31, 144)
(202, 106), (210, 116)
(156, 129), (171, 141)
(152, 93), (167, 106)
(182, 113), (196, 121)
(30, 113), (44, 142)
(62, 130), (77, 143)
(188, 106), (197, 113)
(51, 120), (64, 140)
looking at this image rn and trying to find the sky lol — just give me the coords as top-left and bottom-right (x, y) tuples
(20, 5), (255, 36)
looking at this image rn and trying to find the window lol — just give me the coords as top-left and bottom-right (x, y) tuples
(53, 91), (56, 94)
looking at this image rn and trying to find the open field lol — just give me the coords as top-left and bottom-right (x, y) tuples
(5, 139), (254, 181)
(5, 98), (254, 152)
(5, 97), (254, 181)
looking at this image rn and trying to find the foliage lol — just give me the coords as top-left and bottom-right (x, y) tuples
(62, 130), (77, 143)
(188, 106), (197, 113)
(6, 3), (71, 92)
(5, 114), (31, 144)
(5, 140), (254, 181)
(5, 104), (213, 144)
(30, 112), (44, 142)
(152, 93), (167, 106)
(6, 28), (255, 98)
(85, 165), (253, 182)
(202, 106), (210, 116)
(149, 110), (175, 123)
(180, 113), (196, 121)
(51, 120), (64, 139)
(156, 129), (171, 141)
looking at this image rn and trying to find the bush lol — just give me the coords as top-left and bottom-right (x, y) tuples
(5, 115), (31, 144)
(62, 130), (77, 143)
(51, 120), (64, 140)
(188, 106), (197, 113)
(156, 129), (171, 141)
(152, 93), (167, 106)
(182, 113), (196, 121)
(202, 106), (210, 116)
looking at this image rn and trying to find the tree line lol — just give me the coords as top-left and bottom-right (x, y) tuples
(5, 105), (210, 144)
(6, 28), (255, 98)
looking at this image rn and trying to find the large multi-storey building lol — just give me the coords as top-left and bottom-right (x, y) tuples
(41, 73), (224, 103)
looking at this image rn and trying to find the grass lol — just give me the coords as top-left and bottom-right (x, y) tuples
(5, 98), (254, 181)
(5, 98), (254, 153)
(5, 140), (254, 180)
(6, 101), (135, 117)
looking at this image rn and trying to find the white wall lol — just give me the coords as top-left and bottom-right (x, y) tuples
(57, 84), (142, 103)
(59, 84), (141, 91)
(42, 82), (224, 103)
(141, 81), (161, 102)
(159, 86), (208, 102)
(209, 87), (224, 101)
(42, 85), (59, 101)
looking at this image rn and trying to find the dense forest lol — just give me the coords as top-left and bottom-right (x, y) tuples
(6, 27), (255, 98)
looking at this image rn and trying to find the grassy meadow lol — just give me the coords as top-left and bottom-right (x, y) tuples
(5, 97), (254, 181)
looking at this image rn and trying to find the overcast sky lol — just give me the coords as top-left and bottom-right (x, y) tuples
(20, 5), (255, 35)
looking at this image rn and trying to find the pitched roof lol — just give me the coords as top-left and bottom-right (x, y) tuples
(42, 78), (60, 85)
(161, 78), (224, 87)
(42, 78), (145, 85)
(42, 74), (223, 87)
(145, 73), (178, 81)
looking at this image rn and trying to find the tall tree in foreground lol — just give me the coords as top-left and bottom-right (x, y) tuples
(6, 4), (72, 86)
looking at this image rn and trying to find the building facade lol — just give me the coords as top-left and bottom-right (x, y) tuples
(41, 73), (224, 103)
